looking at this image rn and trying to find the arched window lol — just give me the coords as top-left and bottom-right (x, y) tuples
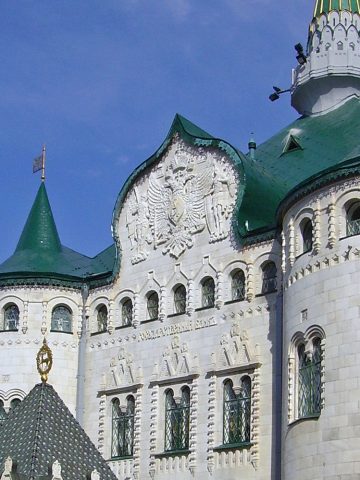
(147, 292), (159, 320)
(346, 201), (360, 237)
(174, 285), (186, 314)
(111, 396), (135, 458)
(337, 41), (344, 50)
(202, 277), (215, 308)
(9, 398), (21, 412)
(165, 387), (190, 452)
(223, 378), (251, 446)
(3, 304), (19, 331)
(298, 340), (322, 418)
(121, 298), (133, 327)
(300, 218), (313, 253)
(261, 262), (277, 294)
(0, 400), (6, 426)
(97, 305), (108, 332)
(231, 270), (245, 301)
(51, 305), (72, 333)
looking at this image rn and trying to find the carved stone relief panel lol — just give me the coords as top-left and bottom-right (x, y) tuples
(123, 137), (239, 263)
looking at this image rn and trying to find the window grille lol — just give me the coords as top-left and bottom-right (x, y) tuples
(121, 299), (133, 326)
(298, 340), (322, 418)
(231, 271), (245, 301)
(51, 305), (72, 332)
(202, 278), (215, 308)
(147, 292), (159, 320)
(111, 397), (135, 458)
(174, 285), (186, 314)
(97, 305), (108, 332)
(223, 378), (251, 446)
(346, 203), (360, 237)
(0, 401), (6, 426)
(165, 388), (190, 452)
(3, 304), (19, 331)
(261, 263), (277, 294)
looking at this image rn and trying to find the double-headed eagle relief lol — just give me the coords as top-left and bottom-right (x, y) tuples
(125, 139), (237, 263)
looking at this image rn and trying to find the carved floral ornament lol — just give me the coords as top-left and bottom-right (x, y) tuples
(124, 138), (238, 263)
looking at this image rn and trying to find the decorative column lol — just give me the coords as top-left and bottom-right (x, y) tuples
(246, 263), (254, 302)
(133, 388), (143, 480)
(187, 279), (194, 316)
(108, 300), (114, 334)
(133, 293), (140, 328)
(149, 385), (159, 479)
(21, 301), (28, 334)
(328, 199), (336, 248)
(77, 306), (83, 338)
(215, 271), (223, 309)
(41, 301), (47, 335)
(207, 374), (216, 475)
(251, 369), (260, 470)
(189, 380), (198, 477)
(289, 217), (295, 265)
(98, 394), (106, 456)
(313, 202), (321, 254)
(159, 286), (166, 322)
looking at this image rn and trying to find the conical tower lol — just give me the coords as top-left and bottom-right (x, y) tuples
(291, 0), (360, 115)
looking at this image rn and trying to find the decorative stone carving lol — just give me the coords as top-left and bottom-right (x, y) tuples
(328, 200), (336, 248)
(216, 324), (258, 368)
(289, 217), (295, 266)
(1, 457), (13, 480)
(125, 138), (238, 261)
(154, 335), (198, 380)
(51, 460), (63, 480)
(313, 202), (321, 254)
(106, 347), (140, 389)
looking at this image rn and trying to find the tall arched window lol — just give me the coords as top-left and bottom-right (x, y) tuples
(202, 277), (215, 308)
(51, 305), (72, 333)
(111, 396), (135, 458)
(174, 285), (186, 314)
(147, 292), (159, 320)
(165, 387), (190, 452)
(231, 270), (245, 301)
(121, 298), (133, 327)
(346, 201), (360, 237)
(3, 304), (19, 331)
(261, 262), (277, 294)
(223, 378), (251, 446)
(97, 305), (108, 332)
(300, 218), (313, 253)
(0, 400), (6, 426)
(298, 340), (322, 418)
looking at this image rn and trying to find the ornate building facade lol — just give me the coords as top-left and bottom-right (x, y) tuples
(1, 1), (360, 479)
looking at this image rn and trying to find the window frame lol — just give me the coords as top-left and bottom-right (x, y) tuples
(111, 396), (135, 459)
(121, 298), (133, 327)
(146, 291), (159, 321)
(164, 387), (190, 453)
(223, 377), (251, 447)
(260, 262), (277, 295)
(51, 304), (73, 333)
(201, 277), (215, 309)
(96, 304), (108, 333)
(3, 303), (20, 332)
(173, 285), (186, 315)
(231, 270), (246, 302)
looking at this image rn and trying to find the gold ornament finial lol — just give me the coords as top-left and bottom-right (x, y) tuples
(36, 338), (53, 383)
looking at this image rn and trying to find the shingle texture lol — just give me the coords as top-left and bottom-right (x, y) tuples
(0, 383), (117, 480)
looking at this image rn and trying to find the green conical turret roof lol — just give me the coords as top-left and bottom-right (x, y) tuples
(314, 0), (360, 17)
(0, 183), (116, 288)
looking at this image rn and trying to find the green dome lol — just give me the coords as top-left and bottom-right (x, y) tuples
(314, 0), (360, 17)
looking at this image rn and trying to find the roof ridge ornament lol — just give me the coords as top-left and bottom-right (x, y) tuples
(36, 337), (53, 383)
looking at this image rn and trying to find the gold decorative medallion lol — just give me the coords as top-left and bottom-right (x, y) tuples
(36, 338), (53, 383)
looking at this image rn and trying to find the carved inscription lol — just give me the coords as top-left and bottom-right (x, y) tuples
(138, 317), (217, 342)
(125, 139), (238, 263)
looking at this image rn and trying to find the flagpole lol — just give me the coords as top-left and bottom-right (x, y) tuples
(41, 145), (46, 182)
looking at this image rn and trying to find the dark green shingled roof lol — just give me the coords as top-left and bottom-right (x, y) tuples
(314, 0), (360, 17)
(0, 382), (117, 480)
(0, 184), (115, 288)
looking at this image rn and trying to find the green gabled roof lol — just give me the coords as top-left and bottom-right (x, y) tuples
(313, 0), (360, 17)
(254, 98), (360, 211)
(0, 382), (117, 480)
(0, 184), (115, 288)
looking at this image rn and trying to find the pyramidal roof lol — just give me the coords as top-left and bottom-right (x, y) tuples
(0, 382), (117, 480)
(313, 0), (360, 17)
(0, 183), (115, 288)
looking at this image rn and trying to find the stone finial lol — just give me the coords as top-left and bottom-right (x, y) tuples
(91, 469), (100, 480)
(52, 460), (63, 480)
(1, 456), (13, 479)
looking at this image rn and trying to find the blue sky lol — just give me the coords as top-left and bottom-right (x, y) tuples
(0, 0), (310, 262)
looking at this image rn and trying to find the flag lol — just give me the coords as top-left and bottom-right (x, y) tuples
(33, 154), (43, 173)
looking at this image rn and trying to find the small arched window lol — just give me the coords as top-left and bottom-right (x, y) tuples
(3, 304), (19, 331)
(346, 201), (360, 237)
(298, 340), (322, 418)
(165, 387), (190, 452)
(337, 41), (344, 50)
(231, 270), (245, 301)
(121, 298), (133, 327)
(261, 262), (277, 294)
(202, 277), (215, 308)
(223, 377), (251, 445)
(111, 396), (135, 458)
(97, 304), (108, 332)
(300, 218), (313, 253)
(174, 285), (186, 314)
(0, 400), (6, 426)
(147, 292), (159, 320)
(9, 398), (21, 412)
(51, 305), (72, 333)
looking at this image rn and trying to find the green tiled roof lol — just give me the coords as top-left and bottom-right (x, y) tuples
(313, 0), (360, 17)
(0, 184), (115, 288)
(0, 383), (117, 480)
